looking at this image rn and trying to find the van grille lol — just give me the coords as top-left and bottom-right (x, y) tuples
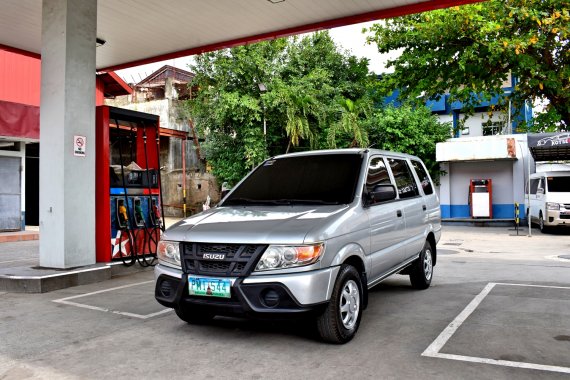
(182, 243), (267, 276)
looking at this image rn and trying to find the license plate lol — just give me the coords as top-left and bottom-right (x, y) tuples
(188, 276), (231, 298)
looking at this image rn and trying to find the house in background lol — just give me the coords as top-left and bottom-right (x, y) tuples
(106, 65), (220, 217)
(0, 49), (132, 231)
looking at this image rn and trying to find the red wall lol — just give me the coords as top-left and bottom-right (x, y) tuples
(0, 50), (41, 106)
(1, 49), (110, 107)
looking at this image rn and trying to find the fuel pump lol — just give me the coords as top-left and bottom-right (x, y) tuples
(95, 106), (164, 266)
(469, 179), (493, 218)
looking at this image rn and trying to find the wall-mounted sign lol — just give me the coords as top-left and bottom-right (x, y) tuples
(74, 135), (86, 157)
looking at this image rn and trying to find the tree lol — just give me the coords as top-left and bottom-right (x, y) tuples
(327, 97), (372, 148)
(366, 0), (570, 131)
(186, 32), (372, 185)
(366, 104), (451, 182)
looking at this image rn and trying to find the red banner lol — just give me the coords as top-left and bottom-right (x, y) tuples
(0, 100), (39, 140)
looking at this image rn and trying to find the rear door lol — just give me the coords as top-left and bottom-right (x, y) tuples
(386, 157), (425, 260)
(364, 155), (407, 281)
(0, 156), (21, 231)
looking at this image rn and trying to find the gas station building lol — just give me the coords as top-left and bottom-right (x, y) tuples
(0, 0), (484, 269)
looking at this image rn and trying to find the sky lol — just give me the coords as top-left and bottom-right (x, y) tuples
(115, 21), (393, 83)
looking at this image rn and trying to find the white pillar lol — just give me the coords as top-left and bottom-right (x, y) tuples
(39, 0), (97, 268)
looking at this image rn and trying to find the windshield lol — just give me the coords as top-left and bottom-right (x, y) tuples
(223, 153), (363, 206)
(547, 176), (570, 192)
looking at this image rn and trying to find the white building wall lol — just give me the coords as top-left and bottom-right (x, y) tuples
(437, 134), (531, 219)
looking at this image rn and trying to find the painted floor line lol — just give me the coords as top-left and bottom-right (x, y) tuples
(422, 282), (570, 374)
(52, 280), (172, 319)
(428, 353), (570, 374)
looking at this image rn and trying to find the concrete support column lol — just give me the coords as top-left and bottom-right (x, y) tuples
(39, 0), (97, 268)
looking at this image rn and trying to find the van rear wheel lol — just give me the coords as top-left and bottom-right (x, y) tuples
(409, 241), (434, 290)
(316, 264), (362, 344)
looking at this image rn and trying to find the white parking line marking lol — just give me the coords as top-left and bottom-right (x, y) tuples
(52, 280), (172, 319)
(422, 282), (570, 374)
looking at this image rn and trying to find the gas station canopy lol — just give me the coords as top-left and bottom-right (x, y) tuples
(1, 0), (482, 72)
(527, 133), (570, 162)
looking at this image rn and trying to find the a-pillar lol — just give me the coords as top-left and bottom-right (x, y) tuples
(39, 0), (97, 268)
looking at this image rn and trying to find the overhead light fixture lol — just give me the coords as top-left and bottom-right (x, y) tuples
(96, 38), (106, 47)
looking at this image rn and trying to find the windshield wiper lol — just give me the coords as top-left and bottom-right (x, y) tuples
(222, 197), (263, 206)
(269, 199), (341, 205)
(223, 198), (340, 206)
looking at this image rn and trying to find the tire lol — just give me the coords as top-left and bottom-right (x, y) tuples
(409, 240), (434, 290)
(539, 213), (549, 233)
(316, 264), (363, 344)
(175, 306), (215, 325)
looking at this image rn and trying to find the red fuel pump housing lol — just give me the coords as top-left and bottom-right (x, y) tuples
(95, 106), (162, 263)
(469, 179), (493, 218)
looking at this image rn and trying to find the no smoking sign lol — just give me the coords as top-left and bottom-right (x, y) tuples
(74, 135), (86, 157)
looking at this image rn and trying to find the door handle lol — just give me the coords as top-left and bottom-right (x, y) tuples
(422, 205), (427, 211)
(396, 210), (402, 217)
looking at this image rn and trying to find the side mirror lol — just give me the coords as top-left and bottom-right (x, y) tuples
(367, 184), (397, 205)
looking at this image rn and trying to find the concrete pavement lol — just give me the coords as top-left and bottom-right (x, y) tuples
(0, 225), (569, 379)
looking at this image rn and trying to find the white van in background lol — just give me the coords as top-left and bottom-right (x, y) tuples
(526, 171), (570, 232)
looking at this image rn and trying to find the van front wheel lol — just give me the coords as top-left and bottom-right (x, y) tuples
(316, 264), (363, 344)
(409, 241), (434, 290)
(539, 213), (549, 233)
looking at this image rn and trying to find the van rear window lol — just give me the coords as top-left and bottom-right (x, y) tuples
(547, 177), (570, 192)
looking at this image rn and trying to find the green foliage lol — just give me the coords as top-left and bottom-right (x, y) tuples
(366, 104), (451, 182)
(186, 32), (373, 185)
(366, 0), (570, 131)
(327, 97), (372, 148)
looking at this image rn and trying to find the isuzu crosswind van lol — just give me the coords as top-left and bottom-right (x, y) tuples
(155, 149), (441, 343)
(527, 171), (570, 232)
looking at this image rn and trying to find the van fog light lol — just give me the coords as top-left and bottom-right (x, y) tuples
(261, 289), (280, 307)
(160, 279), (173, 297)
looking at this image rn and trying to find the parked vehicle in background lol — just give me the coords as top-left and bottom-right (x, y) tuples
(154, 149), (441, 343)
(526, 171), (570, 232)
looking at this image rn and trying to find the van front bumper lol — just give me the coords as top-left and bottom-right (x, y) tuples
(154, 264), (340, 318)
(545, 209), (570, 227)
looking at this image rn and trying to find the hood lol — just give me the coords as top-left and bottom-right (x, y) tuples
(163, 204), (349, 244)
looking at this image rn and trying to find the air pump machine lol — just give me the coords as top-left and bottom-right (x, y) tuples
(95, 106), (164, 266)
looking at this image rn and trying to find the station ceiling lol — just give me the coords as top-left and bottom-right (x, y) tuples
(0, 0), (483, 72)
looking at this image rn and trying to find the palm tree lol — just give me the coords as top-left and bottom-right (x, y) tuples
(328, 97), (371, 148)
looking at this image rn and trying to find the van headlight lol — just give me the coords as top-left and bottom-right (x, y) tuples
(157, 240), (181, 268)
(255, 243), (324, 271)
(546, 202), (560, 210)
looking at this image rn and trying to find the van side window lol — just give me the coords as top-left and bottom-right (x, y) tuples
(388, 158), (419, 199)
(366, 157), (392, 203)
(529, 179), (539, 195)
(411, 160), (433, 195)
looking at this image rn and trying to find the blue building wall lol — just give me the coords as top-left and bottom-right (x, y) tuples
(440, 203), (525, 219)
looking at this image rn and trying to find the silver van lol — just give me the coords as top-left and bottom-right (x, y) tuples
(155, 149), (441, 343)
